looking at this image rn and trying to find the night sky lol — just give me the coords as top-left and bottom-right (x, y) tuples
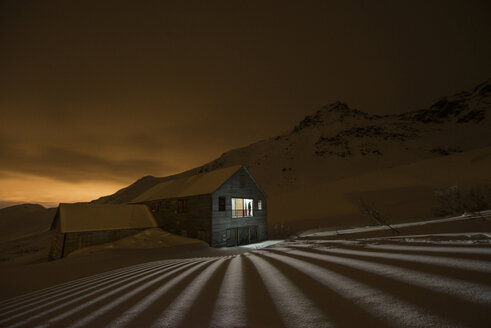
(1, 0), (490, 207)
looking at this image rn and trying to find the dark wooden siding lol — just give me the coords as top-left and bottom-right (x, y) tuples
(49, 232), (65, 260)
(142, 194), (212, 244)
(211, 167), (267, 247)
(60, 229), (143, 257)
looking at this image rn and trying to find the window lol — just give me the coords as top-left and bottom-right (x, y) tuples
(218, 196), (226, 211)
(177, 199), (187, 213)
(231, 198), (253, 218)
(150, 201), (160, 212)
(258, 200), (263, 210)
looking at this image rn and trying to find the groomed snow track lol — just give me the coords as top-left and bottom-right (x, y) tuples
(0, 233), (490, 327)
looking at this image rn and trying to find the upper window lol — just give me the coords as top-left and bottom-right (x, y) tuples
(177, 199), (187, 213)
(218, 196), (226, 211)
(150, 201), (160, 212)
(258, 200), (263, 211)
(231, 198), (253, 218)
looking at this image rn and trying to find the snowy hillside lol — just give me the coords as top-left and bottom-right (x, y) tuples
(93, 78), (491, 232)
(196, 78), (491, 194)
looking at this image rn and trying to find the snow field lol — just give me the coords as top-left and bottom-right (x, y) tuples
(0, 232), (490, 328)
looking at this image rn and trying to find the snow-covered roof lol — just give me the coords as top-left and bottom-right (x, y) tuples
(131, 165), (243, 202)
(52, 203), (157, 233)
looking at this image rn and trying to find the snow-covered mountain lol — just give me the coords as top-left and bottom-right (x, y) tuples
(93, 78), (491, 232)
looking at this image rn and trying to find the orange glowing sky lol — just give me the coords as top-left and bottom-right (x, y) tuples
(0, 173), (122, 208)
(1, 0), (491, 208)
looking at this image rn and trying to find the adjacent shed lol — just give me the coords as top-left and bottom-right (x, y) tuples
(131, 165), (267, 247)
(49, 203), (157, 259)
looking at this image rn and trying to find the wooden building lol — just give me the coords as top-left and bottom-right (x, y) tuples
(49, 203), (157, 259)
(131, 165), (267, 247)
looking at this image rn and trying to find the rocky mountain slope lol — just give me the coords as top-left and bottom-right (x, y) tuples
(92, 78), (491, 232)
(196, 78), (490, 192)
(2, 79), (489, 264)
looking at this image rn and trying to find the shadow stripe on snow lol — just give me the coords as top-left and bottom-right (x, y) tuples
(285, 245), (491, 286)
(244, 253), (332, 328)
(1, 259), (199, 328)
(0, 260), (182, 323)
(0, 260), (166, 317)
(172, 255), (232, 328)
(287, 244), (491, 273)
(0, 259), (192, 323)
(0, 261), (149, 306)
(258, 250), (457, 328)
(0, 259), (168, 311)
(369, 241), (491, 248)
(68, 258), (219, 328)
(149, 258), (230, 328)
(240, 252), (286, 328)
(352, 241), (491, 256)
(250, 252), (391, 328)
(355, 238), (491, 247)
(0, 257), (209, 307)
(280, 248), (491, 305)
(360, 232), (491, 241)
(364, 243), (491, 255)
(264, 249), (491, 327)
(300, 239), (491, 259)
(208, 255), (247, 328)
(29, 259), (208, 328)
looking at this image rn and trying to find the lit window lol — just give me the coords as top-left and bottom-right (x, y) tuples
(231, 198), (253, 217)
(258, 200), (262, 210)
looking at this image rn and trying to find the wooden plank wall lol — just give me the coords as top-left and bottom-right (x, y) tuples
(61, 229), (144, 257)
(143, 194), (212, 244)
(211, 167), (267, 247)
(49, 232), (65, 260)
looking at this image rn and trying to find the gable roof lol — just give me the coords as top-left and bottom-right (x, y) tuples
(53, 203), (157, 233)
(131, 165), (243, 203)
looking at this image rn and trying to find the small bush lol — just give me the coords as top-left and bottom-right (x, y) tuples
(434, 185), (491, 215)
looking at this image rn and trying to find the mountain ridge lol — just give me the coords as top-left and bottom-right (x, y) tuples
(92, 78), (491, 225)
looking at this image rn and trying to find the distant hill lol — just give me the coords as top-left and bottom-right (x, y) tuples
(0, 204), (57, 266)
(0, 204), (46, 220)
(0, 201), (26, 210)
(0, 204), (56, 242)
(93, 78), (491, 232)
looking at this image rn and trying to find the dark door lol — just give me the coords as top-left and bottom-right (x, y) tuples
(226, 228), (237, 247)
(238, 226), (250, 245)
(250, 226), (258, 243)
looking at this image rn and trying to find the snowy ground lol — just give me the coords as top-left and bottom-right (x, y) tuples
(303, 210), (491, 238)
(1, 228), (490, 327)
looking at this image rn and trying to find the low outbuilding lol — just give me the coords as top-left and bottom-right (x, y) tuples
(49, 203), (157, 259)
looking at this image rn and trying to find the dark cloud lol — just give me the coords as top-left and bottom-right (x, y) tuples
(0, 0), (490, 197)
(0, 140), (168, 182)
